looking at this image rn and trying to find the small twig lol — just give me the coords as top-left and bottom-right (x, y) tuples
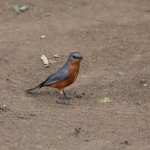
(75, 128), (81, 135)
(0, 57), (8, 62)
(14, 113), (30, 119)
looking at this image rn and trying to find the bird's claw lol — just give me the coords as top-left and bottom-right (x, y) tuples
(56, 101), (69, 105)
(59, 97), (70, 100)
(65, 97), (71, 100)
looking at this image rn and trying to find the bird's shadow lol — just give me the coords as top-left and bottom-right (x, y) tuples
(25, 90), (58, 98)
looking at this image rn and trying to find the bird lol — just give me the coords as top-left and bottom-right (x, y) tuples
(26, 52), (83, 105)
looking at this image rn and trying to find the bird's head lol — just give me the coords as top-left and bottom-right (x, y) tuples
(68, 52), (83, 62)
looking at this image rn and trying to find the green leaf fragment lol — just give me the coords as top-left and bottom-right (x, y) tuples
(13, 5), (21, 13)
(13, 5), (28, 13)
(19, 6), (28, 11)
(100, 97), (111, 103)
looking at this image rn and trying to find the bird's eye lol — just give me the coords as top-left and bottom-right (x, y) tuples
(73, 56), (76, 59)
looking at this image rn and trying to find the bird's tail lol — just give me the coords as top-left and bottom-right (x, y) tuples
(26, 85), (41, 92)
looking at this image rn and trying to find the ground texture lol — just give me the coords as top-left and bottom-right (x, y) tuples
(0, 0), (150, 150)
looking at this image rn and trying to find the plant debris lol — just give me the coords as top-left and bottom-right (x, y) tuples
(13, 5), (28, 13)
(0, 105), (7, 112)
(75, 128), (83, 135)
(53, 54), (61, 58)
(41, 55), (49, 67)
(0, 57), (8, 62)
(14, 112), (36, 119)
(121, 140), (130, 145)
(100, 97), (111, 103)
(140, 79), (146, 84)
(89, 94), (97, 99)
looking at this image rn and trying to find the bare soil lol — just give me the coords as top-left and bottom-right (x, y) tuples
(0, 0), (150, 150)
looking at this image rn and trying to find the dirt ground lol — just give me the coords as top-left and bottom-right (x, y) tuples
(0, 0), (150, 149)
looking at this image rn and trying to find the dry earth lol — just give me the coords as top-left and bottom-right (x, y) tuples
(0, 0), (150, 150)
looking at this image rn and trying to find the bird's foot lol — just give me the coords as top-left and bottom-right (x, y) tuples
(63, 91), (71, 100)
(56, 100), (69, 105)
(64, 96), (71, 100)
(59, 96), (71, 100)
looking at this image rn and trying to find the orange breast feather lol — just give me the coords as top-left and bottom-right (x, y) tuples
(50, 59), (81, 90)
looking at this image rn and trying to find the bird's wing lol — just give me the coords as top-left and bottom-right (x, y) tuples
(42, 67), (69, 86)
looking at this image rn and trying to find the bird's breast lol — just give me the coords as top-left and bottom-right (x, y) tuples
(68, 59), (81, 81)
(50, 59), (81, 90)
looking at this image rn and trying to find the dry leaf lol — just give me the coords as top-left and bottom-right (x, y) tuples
(53, 54), (61, 58)
(100, 97), (111, 103)
(41, 55), (49, 67)
(13, 5), (28, 13)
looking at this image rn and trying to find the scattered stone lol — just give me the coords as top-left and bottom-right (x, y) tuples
(118, 71), (126, 76)
(75, 94), (82, 98)
(40, 35), (46, 39)
(140, 79), (146, 84)
(89, 94), (96, 99)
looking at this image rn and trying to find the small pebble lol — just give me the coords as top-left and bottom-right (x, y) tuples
(118, 72), (126, 76)
(40, 35), (46, 39)
(3, 105), (6, 109)
(140, 79), (146, 83)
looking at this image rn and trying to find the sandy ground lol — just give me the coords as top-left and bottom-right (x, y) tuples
(0, 0), (150, 150)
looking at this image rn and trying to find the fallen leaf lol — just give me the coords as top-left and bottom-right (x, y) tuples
(53, 54), (61, 58)
(100, 97), (111, 103)
(19, 5), (28, 11)
(13, 5), (28, 13)
(41, 55), (49, 67)
(13, 5), (21, 13)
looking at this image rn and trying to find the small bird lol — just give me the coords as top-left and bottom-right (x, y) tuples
(26, 52), (83, 105)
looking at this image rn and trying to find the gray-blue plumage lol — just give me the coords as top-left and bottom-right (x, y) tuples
(26, 52), (83, 92)
(42, 61), (71, 86)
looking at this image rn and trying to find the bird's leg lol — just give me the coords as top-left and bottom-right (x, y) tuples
(56, 90), (69, 105)
(56, 94), (67, 105)
(63, 90), (71, 100)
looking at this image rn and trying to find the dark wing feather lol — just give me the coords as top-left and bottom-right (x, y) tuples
(42, 66), (69, 86)
(26, 61), (71, 92)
